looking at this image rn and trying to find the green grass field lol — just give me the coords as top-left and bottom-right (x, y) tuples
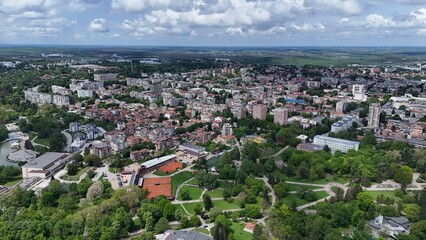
(174, 204), (189, 216)
(3, 176), (22, 187)
(61, 167), (89, 181)
(186, 178), (199, 185)
(179, 186), (203, 200)
(217, 180), (234, 189)
(286, 183), (322, 192)
(231, 222), (253, 240)
(282, 191), (329, 207)
(181, 202), (203, 215)
(34, 136), (50, 147)
(205, 189), (224, 198)
(171, 171), (195, 195)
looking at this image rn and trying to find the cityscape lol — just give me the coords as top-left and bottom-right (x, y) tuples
(1, 1), (426, 240)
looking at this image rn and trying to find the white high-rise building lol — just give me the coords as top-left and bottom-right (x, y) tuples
(222, 123), (233, 136)
(352, 84), (367, 101)
(368, 103), (381, 129)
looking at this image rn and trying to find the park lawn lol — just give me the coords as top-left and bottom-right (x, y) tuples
(282, 194), (309, 207)
(34, 136), (50, 147)
(61, 166), (89, 181)
(3, 176), (22, 187)
(231, 222), (253, 240)
(367, 191), (403, 201)
(182, 202), (203, 215)
(217, 180), (234, 189)
(314, 191), (329, 199)
(206, 156), (220, 168)
(172, 171), (195, 195)
(28, 132), (37, 140)
(287, 183), (322, 192)
(186, 178), (199, 185)
(205, 189), (224, 199)
(211, 200), (241, 211)
(174, 204), (189, 216)
(193, 228), (210, 235)
(179, 186), (203, 200)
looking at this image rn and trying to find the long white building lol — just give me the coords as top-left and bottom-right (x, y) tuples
(313, 135), (360, 153)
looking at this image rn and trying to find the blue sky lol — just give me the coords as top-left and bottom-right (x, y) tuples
(0, 0), (426, 46)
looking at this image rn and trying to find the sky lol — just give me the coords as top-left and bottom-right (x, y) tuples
(0, 0), (426, 46)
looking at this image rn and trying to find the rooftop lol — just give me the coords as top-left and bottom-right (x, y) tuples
(23, 152), (69, 169)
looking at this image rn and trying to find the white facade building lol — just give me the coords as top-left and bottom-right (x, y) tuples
(313, 135), (360, 152)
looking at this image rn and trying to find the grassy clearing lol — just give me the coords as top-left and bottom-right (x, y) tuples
(171, 171), (195, 195)
(182, 202), (203, 215)
(61, 167), (89, 181)
(28, 132), (37, 140)
(3, 176), (22, 187)
(187, 178), (199, 185)
(205, 189), (224, 198)
(282, 191), (329, 207)
(174, 204), (189, 216)
(34, 136), (50, 147)
(217, 180), (234, 189)
(179, 186), (203, 200)
(286, 183), (322, 192)
(231, 222), (253, 240)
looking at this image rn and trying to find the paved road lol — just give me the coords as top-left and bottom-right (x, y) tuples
(61, 130), (73, 151)
(256, 176), (277, 238)
(266, 145), (290, 159)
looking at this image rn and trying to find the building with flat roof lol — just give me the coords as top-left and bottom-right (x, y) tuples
(139, 154), (177, 175)
(157, 230), (212, 240)
(22, 152), (73, 179)
(368, 103), (381, 129)
(273, 108), (289, 125)
(313, 135), (360, 153)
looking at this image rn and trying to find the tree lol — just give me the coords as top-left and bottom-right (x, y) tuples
(181, 190), (190, 200)
(144, 212), (154, 231)
(50, 131), (67, 152)
(323, 145), (331, 152)
(404, 204), (421, 222)
(86, 181), (104, 202)
(356, 192), (375, 211)
(253, 224), (268, 240)
(203, 194), (213, 211)
(67, 162), (79, 176)
(84, 154), (101, 166)
(273, 181), (288, 198)
(395, 166), (413, 190)
(212, 215), (232, 240)
(154, 217), (170, 233)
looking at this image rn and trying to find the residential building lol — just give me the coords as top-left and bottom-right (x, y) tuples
(352, 84), (367, 101)
(90, 140), (111, 158)
(24, 90), (52, 105)
(77, 89), (93, 98)
(94, 73), (118, 81)
(53, 95), (70, 107)
(273, 108), (289, 125)
(69, 122), (81, 132)
(368, 103), (381, 129)
(313, 135), (360, 152)
(253, 104), (266, 120)
(222, 123), (233, 136)
(331, 115), (359, 133)
(335, 100), (347, 113)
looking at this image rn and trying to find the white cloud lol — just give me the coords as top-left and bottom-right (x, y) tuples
(310, 0), (364, 15)
(88, 18), (109, 32)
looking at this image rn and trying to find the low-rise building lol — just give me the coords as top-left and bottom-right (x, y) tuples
(313, 135), (360, 152)
(22, 152), (73, 179)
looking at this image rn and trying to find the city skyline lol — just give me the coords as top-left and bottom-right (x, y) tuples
(0, 0), (426, 46)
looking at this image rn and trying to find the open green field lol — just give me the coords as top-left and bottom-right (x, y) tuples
(28, 132), (37, 140)
(171, 171), (195, 195)
(187, 178), (199, 185)
(3, 176), (22, 187)
(206, 156), (220, 168)
(231, 222), (253, 240)
(217, 180), (234, 189)
(174, 204), (188, 216)
(179, 186), (203, 200)
(34, 136), (50, 147)
(181, 202), (203, 215)
(366, 191), (403, 201)
(282, 191), (329, 207)
(61, 167), (89, 181)
(205, 189), (224, 198)
(286, 183), (322, 192)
